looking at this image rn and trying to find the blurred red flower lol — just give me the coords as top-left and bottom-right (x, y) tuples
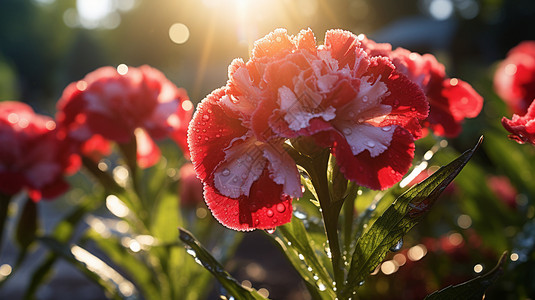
(56, 65), (192, 168)
(486, 175), (518, 209)
(0, 101), (72, 201)
(188, 28), (428, 230)
(178, 162), (204, 207)
(360, 36), (483, 138)
(501, 100), (535, 146)
(494, 41), (535, 115)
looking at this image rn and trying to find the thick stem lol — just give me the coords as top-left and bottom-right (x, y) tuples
(343, 193), (354, 253)
(306, 151), (345, 291)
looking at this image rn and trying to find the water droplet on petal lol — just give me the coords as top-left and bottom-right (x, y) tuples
(272, 218), (278, 224)
(365, 140), (375, 148)
(202, 114), (210, 121)
(382, 126), (391, 131)
(410, 107), (416, 112)
(267, 209), (274, 217)
(276, 203), (286, 213)
(343, 128), (352, 135)
(390, 239), (403, 252)
(362, 96), (368, 102)
(222, 168), (230, 176)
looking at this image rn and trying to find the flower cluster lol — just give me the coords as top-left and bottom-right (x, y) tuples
(496, 41), (535, 146)
(0, 102), (73, 201)
(56, 65), (192, 168)
(494, 41), (535, 115)
(188, 28), (484, 231)
(359, 35), (484, 138)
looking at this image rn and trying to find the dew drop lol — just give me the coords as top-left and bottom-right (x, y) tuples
(298, 253), (305, 260)
(381, 126), (391, 131)
(272, 218), (278, 223)
(343, 128), (352, 135)
(390, 239), (403, 252)
(232, 177), (239, 183)
(254, 219), (260, 226)
(318, 282), (326, 291)
(276, 203), (286, 213)
(313, 275), (319, 280)
(365, 140), (376, 148)
(266, 228), (276, 234)
(362, 96), (368, 102)
(222, 168), (230, 176)
(267, 209), (274, 217)
(359, 280), (365, 286)
(202, 114), (210, 121)
(357, 118), (364, 123)
(215, 134), (221, 138)
(410, 107), (416, 112)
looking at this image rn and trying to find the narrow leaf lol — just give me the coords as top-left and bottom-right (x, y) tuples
(39, 236), (138, 300)
(343, 137), (482, 297)
(178, 228), (265, 300)
(424, 251), (507, 300)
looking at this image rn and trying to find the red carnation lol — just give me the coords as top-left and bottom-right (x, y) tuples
(494, 41), (535, 115)
(360, 36), (483, 138)
(250, 29), (428, 190)
(0, 101), (72, 201)
(188, 28), (429, 231)
(502, 99), (535, 146)
(56, 65), (192, 168)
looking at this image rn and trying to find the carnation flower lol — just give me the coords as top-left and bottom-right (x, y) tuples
(360, 35), (483, 137)
(56, 65), (192, 168)
(494, 41), (535, 115)
(501, 99), (535, 146)
(0, 101), (72, 201)
(188, 28), (429, 230)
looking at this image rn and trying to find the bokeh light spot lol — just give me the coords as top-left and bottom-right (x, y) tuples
(117, 64), (129, 75)
(407, 244), (427, 261)
(473, 264), (483, 273)
(429, 0), (453, 20)
(381, 260), (398, 275)
(457, 214), (472, 229)
(169, 23), (190, 44)
(510, 253), (519, 262)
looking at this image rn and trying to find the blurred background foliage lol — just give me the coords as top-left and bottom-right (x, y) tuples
(1, 0), (535, 299)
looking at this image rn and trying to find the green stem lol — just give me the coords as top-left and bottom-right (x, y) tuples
(306, 150), (345, 291)
(0, 193), (10, 254)
(343, 192), (354, 253)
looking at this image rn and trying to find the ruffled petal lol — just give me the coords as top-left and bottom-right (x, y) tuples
(188, 88), (248, 183)
(502, 100), (535, 145)
(331, 126), (415, 190)
(203, 169), (293, 231)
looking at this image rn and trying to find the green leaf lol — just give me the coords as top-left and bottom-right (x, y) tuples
(343, 137), (482, 298)
(424, 252), (507, 300)
(85, 228), (162, 300)
(24, 196), (101, 298)
(273, 214), (336, 300)
(178, 227), (265, 300)
(39, 236), (138, 300)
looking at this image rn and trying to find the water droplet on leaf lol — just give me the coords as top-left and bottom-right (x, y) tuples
(390, 239), (403, 252)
